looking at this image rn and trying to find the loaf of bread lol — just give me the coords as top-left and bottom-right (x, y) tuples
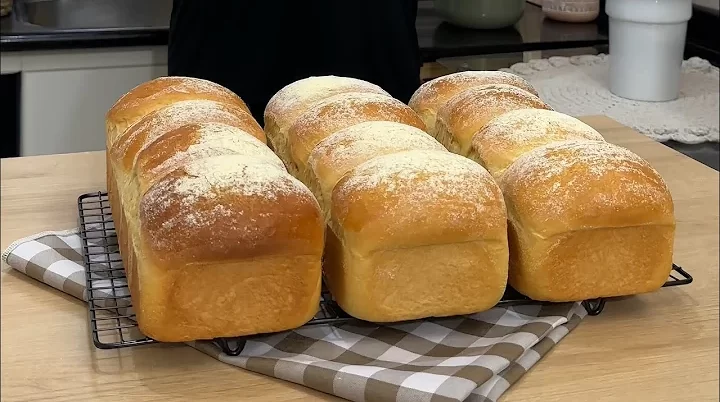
(265, 75), (509, 322)
(467, 109), (606, 180)
(435, 84), (552, 156)
(264, 76), (389, 157)
(409, 71), (538, 135)
(307, 121), (446, 218)
(500, 140), (675, 302)
(106, 78), (324, 342)
(327, 150), (509, 322)
(286, 92), (426, 183)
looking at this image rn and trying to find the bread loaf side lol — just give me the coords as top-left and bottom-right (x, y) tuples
(137, 154), (323, 340)
(328, 150), (509, 322)
(500, 140), (675, 302)
(266, 75), (510, 323)
(106, 79), (324, 342)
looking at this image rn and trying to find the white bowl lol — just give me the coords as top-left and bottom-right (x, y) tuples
(434, 0), (526, 30)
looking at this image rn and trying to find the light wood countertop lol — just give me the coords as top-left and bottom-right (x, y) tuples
(1, 116), (718, 402)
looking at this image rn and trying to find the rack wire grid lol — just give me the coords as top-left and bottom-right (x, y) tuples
(79, 191), (694, 356)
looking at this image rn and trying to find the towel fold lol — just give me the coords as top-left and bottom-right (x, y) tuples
(3, 228), (586, 402)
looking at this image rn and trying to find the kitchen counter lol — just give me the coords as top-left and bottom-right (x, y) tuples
(1, 116), (718, 401)
(1, 1), (608, 61)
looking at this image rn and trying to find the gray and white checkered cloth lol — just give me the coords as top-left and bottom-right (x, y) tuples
(3, 230), (587, 402)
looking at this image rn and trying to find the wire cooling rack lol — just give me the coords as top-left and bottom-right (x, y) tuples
(79, 191), (694, 356)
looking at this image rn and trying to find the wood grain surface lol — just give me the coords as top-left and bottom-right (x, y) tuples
(1, 116), (718, 402)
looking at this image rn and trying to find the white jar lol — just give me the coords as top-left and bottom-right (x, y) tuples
(606, 0), (693, 102)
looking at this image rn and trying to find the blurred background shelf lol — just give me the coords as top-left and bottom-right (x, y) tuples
(1, 0), (716, 168)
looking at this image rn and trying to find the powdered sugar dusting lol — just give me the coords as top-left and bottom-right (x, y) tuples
(333, 150), (502, 228)
(502, 140), (673, 224)
(141, 155), (317, 234)
(309, 121), (445, 172)
(293, 92), (411, 132)
(111, 76), (242, 117)
(443, 84), (548, 123)
(145, 122), (285, 182)
(177, 156), (297, 202)
(409, 71), (538, 111)
(290, 92), (422, 163)
(265, 75), (390, 128)
(471, 109), (605, 176)
(439, 84), (552, 151)
(114, 100), (249, 164)
(477, 109), (604, 144)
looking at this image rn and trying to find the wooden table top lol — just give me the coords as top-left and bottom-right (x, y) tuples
(1, 116), (718, 402)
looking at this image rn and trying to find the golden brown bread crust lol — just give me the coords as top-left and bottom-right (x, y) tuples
(140, 155), (324, 266)
(135, 123), (284, 194)
(307, 121), (446, 218)
(435, 84), (552, 155)
(500, 140), (675, 301)
(106, 76), (250, 147)
(135, 155), (324, 339)
(468, 109), (606, 180)
(110, 100), (265, 173)
(105, 76), (252, 219)
(326, 150), (509, 321)
(135, 253), (321, 342)
(122, 155), (324, 342)
(263, 75), (389, 153)
(287, 92), (426, 179)
(409, 71), (538, 135)
(331, 150), (508, 252)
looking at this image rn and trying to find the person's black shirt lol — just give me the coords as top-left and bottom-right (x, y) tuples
(168, 0), (422, 124)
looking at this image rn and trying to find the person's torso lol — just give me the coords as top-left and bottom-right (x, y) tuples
(168, 0), (421, 121)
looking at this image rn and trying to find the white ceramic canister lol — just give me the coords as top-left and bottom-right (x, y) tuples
(606, 0), (693, 102)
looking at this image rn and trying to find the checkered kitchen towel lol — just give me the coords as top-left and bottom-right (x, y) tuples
(3, 229), (587, 402)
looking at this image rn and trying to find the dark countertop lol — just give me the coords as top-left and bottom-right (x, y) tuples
(1, 1), (608, 61)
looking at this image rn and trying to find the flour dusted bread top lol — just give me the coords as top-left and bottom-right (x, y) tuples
(470, 109), (606, 179)
(111, 100), (265, 172)
(106, 76), (250, 145)
(264, 75), (390, 132)
(288, 92), (426, 168)
(308, 121), (446, 203)
(139, 155), (324, 265)
(437, 84), (552, 154)
(135, 122), (285, 194)
(331, 150), (507, 254)
(409, 71), (538, 115)
(501, 140), (675, 237)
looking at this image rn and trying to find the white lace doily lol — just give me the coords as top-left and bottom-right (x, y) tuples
(500, 54), (720, 144)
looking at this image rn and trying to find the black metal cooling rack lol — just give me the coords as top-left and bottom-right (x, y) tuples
(79, 191), (693, 356)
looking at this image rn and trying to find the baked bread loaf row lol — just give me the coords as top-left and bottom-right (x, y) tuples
(412, 71), (675, 302)
(105, 77), (324, 342)
(265, 76), (509, 322)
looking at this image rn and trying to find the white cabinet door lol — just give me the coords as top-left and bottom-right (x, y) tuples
(21, 64), (167, 156)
